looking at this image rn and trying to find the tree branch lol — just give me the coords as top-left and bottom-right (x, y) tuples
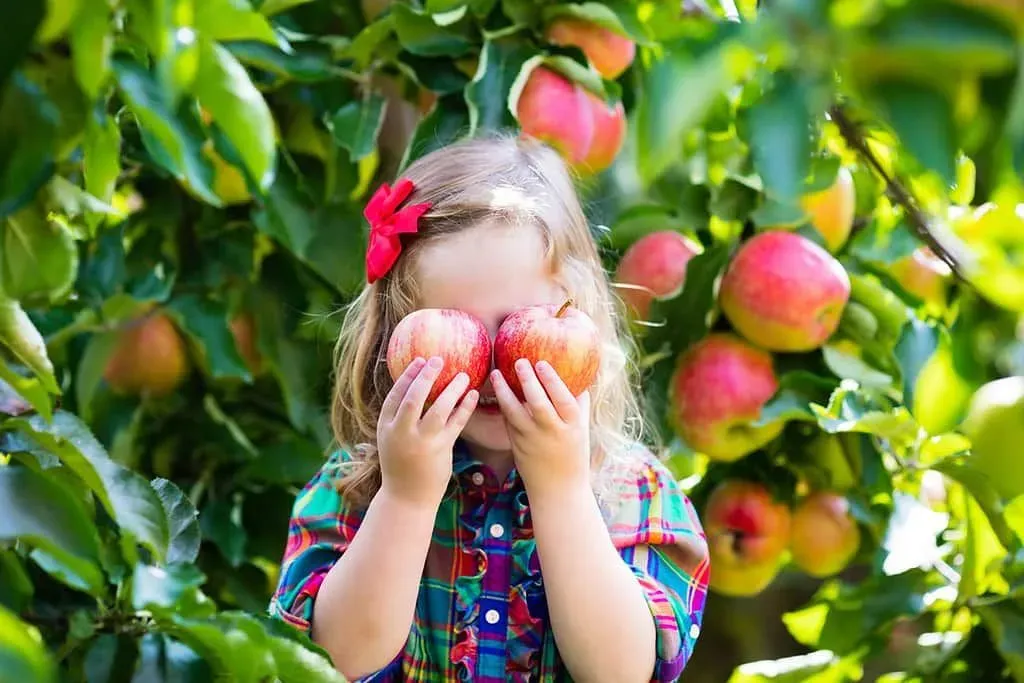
(828, 104), (968, 283)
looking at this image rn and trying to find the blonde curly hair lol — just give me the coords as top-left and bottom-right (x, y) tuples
(330, 133), (650, 509)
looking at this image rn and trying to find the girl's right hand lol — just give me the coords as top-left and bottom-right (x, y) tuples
(376, 356), (479, 509)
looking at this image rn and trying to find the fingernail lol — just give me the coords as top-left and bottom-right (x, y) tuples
(457, 372), (469, 384)
(515, 358), (529, 371)
(428, 356), (443, 369)
(535, 360), (549, 372)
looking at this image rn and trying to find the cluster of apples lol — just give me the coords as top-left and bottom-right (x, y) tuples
(514, 17), (635, 175)
(385, 300), (601, 405)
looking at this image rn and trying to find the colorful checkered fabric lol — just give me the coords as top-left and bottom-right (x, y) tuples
(269, 441), (709, 682)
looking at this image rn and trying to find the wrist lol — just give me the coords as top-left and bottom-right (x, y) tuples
(525, 475), (594, 512)
(374, 484), (444, 520)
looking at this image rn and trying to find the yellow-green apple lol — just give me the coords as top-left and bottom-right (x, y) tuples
(704, 480), (791, 597)
(576, 92), (626, 174)
(798, 167), (856, 253)
(386, 309), (492, 405)
(493, 300), (601, 400)
(806, 432), (859, 492)
(104, 312), (191, 398)
(960, 376), (1024, 501)
(614, 231), (702, 320)
(888, 247), (951, 308)
(789, 491), (860, 578)
(515, 67), (594, 167)
(668, 333), (783, 461)
(719, 231), (851, 353)
(544, 18), (636, 79)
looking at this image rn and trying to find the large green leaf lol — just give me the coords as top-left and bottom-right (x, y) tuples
(0, 73), (59, 219)
(132, 563), (208, 612)
(745, 70), (812, 204)
(466, 37), (534, 135)
(2, 411), (171, 564)
(391, 2), (474, 57)
(330, 94), (388, 162)
(82, 110), (121, 210)
(400, 92), (470, 170)
(0, 299), (58, 393)
(871, 80), (957, 186)
(0, 603), (56, 683)
(69, 0), (114, 99)
(894, 316), (941, 416)
(193, 38), (277, 190)
(132, 634), (213, 682)
(0, 202), (79, 306)
(0, 466), (106, 596)
(195, 0), (279, 44)
(151, 478), (202, 565)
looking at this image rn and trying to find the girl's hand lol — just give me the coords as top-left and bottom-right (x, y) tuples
(491, 360), (592, 498)
(377, 356), (479, 508)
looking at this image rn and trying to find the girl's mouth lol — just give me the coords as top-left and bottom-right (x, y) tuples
(476, 395), (500, 414)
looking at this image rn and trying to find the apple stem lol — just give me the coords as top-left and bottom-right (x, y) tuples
(556, 299), (573, 318)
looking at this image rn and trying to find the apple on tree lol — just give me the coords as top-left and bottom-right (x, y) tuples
(960, 375), (1024, 501)
(668, 333), (783, 462)
(703, 479), (792, 597)
(543, 17), (636, 80)
(719, 230), (851, 353)
(788, 491), (860, 578)
(386, 308), (492, 405)
(614, 231), (702, 320)
(797, 166), (857, 254)
(493, 299), (601, 401)
(103, 311), (191, 398)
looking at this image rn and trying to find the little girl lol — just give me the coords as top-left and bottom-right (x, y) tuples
(269, 135), (709, 682)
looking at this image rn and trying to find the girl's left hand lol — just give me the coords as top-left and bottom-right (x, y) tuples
(491, 359), (591, 497)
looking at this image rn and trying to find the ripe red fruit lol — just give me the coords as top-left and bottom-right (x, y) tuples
(719, 230), (851, 352)
(103, 312), (191, 398)
(493, 300), (601, 400)
(614, 231), (701, 319)
(789, 491), (860, 578)
(515, 67), (594, 166)
(386, 309), (492, 405)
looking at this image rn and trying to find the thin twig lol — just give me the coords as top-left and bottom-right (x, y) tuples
(828, 104), (967, 282)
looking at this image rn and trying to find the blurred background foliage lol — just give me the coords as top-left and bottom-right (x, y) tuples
(4, 0), (1024, 680)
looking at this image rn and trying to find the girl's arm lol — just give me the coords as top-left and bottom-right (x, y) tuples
(311, 491), (437, 679)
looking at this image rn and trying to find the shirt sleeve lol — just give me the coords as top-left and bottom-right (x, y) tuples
(604, 450), (710, 683)
(268, 449), (364, 633)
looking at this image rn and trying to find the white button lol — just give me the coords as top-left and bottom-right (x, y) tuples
(689, 624), (700, 639)
(485, 609), (500, 624)
(489, 523), (504, 538)
(471, 472), (484, 486)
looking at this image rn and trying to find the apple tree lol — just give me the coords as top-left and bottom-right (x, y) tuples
(2, 0), (1024, 680)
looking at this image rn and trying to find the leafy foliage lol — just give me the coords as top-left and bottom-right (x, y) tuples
(3, 0), (1024, 680)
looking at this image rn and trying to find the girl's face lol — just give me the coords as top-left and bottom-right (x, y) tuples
(416, 221), (564, 457)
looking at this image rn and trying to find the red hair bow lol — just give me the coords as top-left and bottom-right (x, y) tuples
(364, 178), (432, 284)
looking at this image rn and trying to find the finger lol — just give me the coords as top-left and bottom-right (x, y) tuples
(423, 371), (471, 428)
(380, 357), (427, 420)
(491, 369), (530, 429)
(445, 389), (479, 435)
(515, 358), (560, 425)
(395, 356), (443, 423)
(535, 361), (579, 422)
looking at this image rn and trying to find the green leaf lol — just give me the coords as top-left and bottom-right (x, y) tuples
(812, 385), (919, 448)
(0, 603), (56, 683)
(466, 37), (534, 135)
(201, 495), (248, 567)
(165, 611), (278, 680)
(392, 2), (474, 57)
(753, 371), (837, 427)
(132, 563), (207, 611)
(932, 458), (1017, 551)
(894, 317), (941, 415)
(871, 80), (957, 186)
(193, 38), (277, 190)
(956, 484), (1008, 604)
(0, 203), (79, 306)
(113, 57), (222, 206)
(69, 0), (113, 99)
(344, 16), (397, 70)
(330, 94), (388, 161)
(0, 73), (58, 219)
(0, 466), (106, 596)
(400, 92), (470, 170)
(262, 618), (347, 682)
(132, 634), (212, 682)
(541, 1), (635, 38)
(727, 651), (854, 683)
(0, 362), (51, 420)
(2, 411), (171, 563)
(82, 111), (121, 208)
(0, 4), (45, 98)
(746, 70), (812, 203)
(226, 40), (342, 84)
(0, 299), (58, 393)
(83, 634), (139, 682)
(166, 293), (252, 381)
(645, 244), (732, 358)
(196, 0), (279, 44)
(976, 601), (1024, 681)
(258, 0), (314, 14)
(242, 436), (328, 485)
(0, 549), (34, 613)
(151, 478), (202, 565)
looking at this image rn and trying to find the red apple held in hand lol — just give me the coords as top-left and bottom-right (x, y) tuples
(614, 231), (702, 320)
(493, 300), (601, 401)
(704, 480), (791, 597)
(789, 491), (861, 578)
(719, 231), (851, 353)
(668, 333), (782, 462)
(386, 309), (492, 405)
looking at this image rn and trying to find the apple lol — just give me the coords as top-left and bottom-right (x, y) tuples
(576, 92), (627, 174)
(668, 333), (783, 462)
(789, 491), (860, 578)
(704, 480), (791, 597)
(515, 67), (595, 167)
(804, 432), (860, 492)
(719, 230), (851, 353)
(104, 312), (191, 398)
(493, 300), (601, 400)
(799, 167), (856, 253)
(229, 313), (263, 377)
(960, 376), (1024, 501)
(614, 231), (702, 320)
(386, 309), (492, 405)
(888, 247), (951, 308)
(544, 18), (636, 80)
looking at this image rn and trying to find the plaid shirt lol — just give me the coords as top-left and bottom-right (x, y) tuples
(269, 441), (709, 682)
